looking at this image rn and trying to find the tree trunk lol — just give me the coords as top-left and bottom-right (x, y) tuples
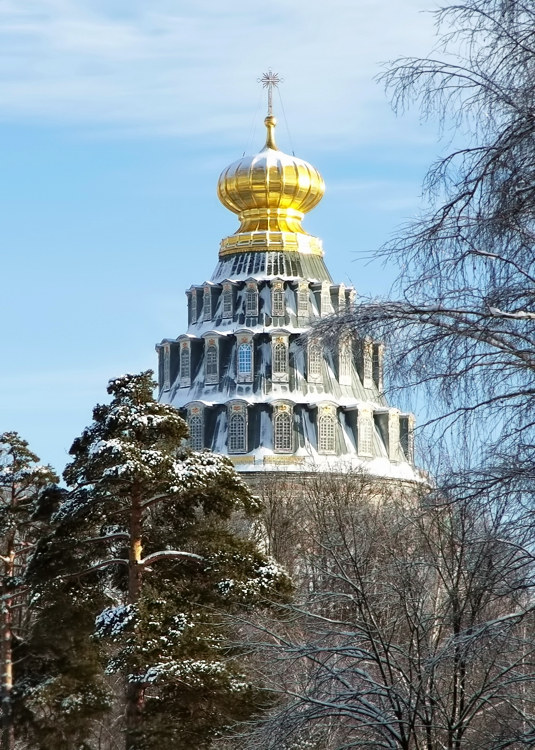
(125, 681), (145, 750)
(1, 548), (15, 750)
(125, 488), (144, 750)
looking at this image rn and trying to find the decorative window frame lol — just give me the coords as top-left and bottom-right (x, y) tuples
(222, 282), (233, 319)
(400, 414), (415, 464)
(271, 280), (285, 318)
(317, 403), (337, 455)
(245, 280), (259, 317)
(320, 281), (333, 317)
(203, 335), (220, 385)
(358, 408), (374, 457)
(203, 285), (213, 321)
(373, 342), (384, 392)
(236, 331), (254, 384)
(297, 281), (309, 322)
(307, 341), (323, 383)
(186, 403), (205, 451)
(337, 283), (346, 313)
(163, 343), (171, 390)
(339, 338), (352, 386)
(189, 287), (199, 325)
(227, 401), (248, 454)
(272, 401), (294, 454)
(179, 340), (191, 387)
(271, 333), (289, 383)
(362, 338), (373, 389)
(387, 409), (400, 462)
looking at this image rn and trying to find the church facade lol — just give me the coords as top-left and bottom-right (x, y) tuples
(156, 102), (416, 483)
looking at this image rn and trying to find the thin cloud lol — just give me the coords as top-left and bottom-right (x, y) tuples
(0, 0), (440, 146)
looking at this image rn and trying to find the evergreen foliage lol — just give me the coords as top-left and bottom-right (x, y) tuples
(0, 432), (58, 750)
(26, 371), (290, 750)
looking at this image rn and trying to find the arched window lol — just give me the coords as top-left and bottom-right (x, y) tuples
(337, 283), (346, 312)
(339, 340), (351, 384)
(298, 282), (309, 319)
(163, 344), (171, 390)
(400, 414), (415, 464)
(273, 410), (293, 453)
(203, 286), (212, 321)
(190, 290), (198, 323)
(321, 281), (332, 316)
(308, 343), (322, 380)
(273, 342), (287, 375)
(358, 412), (374, 456)
(228, 412), (246, 453)
(318, 414), (336, 454)
(188, 414), (203, 451)
(245, 284), (258, 316)
(388, 410), (400, 461)
(238, 342), (253, 378)
(222, 286), (233, 318)
(205, 344), (218, 383)
(363, 339), (373, 388)
(272, 284), (285, 317)
(180, 345), (191, 385)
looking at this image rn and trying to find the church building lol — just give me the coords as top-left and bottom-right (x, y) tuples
(156, 79), (416, 483)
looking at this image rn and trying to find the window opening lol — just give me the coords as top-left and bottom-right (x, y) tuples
(188, 414), (203, 451)
(180, 345), (190, 384)
(272, 284), (285, 317)
(203, 287), (212, 321)
(163, 345), (171, 390)
(298, 284), (309, 316)
(190, 291), (198, 323)
(228, 412), (246, 453)
(363, 340), (373, 388)
(223, 287), (233, 318)
(205, 345), (218, 382)
(273, 410), (292, 452)
(245, 284), (258, 316)
(339, 341), (351, 382)
(308, 343), (322, 379)
(318, 414), (336, 453)
(321, 282), (332, 316)
(359, 413), (373, 456)
(273, 341), (287, 375)
(238, 342), (253, 377)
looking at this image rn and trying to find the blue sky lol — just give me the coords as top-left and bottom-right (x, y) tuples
(1, 0), (443, 474)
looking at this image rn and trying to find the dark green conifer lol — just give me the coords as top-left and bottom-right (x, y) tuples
(0, 432), (57, 750)
(30, 371), (290, 749)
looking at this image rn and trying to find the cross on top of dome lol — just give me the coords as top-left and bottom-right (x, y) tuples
(259, 69), (283, 116)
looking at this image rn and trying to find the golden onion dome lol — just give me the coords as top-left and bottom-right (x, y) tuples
(217, 114), (325, 235)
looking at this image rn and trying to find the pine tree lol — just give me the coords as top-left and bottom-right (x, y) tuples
(18, 493), (113, 750)
(35, 371), (290, 749)
(0, 432), (57, 750)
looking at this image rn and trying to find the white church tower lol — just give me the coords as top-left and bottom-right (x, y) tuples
(157, 75), (416, 482)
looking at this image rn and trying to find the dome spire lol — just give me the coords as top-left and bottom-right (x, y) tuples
(217, 74), (325, 257)
(259, 69), (283, 149)
(259, 69), (282, 117)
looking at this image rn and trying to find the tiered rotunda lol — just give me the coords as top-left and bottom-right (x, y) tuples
(156, 98), (416, 482)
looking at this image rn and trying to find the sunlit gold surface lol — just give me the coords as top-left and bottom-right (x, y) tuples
(220, 230), (323, 256)
(217, 115), (325, 257)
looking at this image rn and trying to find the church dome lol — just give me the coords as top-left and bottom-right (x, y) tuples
(217, 114), (325, 234)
